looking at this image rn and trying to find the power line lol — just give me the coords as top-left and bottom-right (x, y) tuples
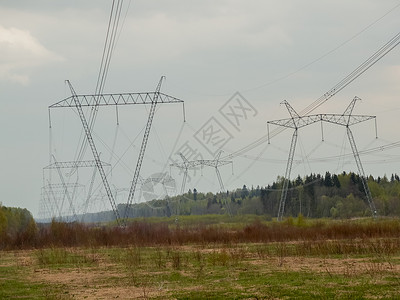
(74, 0), (127, 165)
(223, 30), (400, 161)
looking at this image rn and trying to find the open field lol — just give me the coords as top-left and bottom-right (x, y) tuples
(1, 217), (400, 299)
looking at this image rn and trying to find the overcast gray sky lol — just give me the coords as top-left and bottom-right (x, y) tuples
(1, 1), (399, 218)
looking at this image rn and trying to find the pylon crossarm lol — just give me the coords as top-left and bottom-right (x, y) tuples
(169, 163), (186, 169)
(43, 160), (111, 169)
(268, 114), (375, 130)
(43, 183), (83, 189)
(196, 160), (232, 168)
(49, 92), (183, 108)
(170, 155), (232, 170)
(268, 114), (322, 130)
(321, 114), (375, 127)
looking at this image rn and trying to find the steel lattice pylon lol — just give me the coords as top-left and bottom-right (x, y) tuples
(48, 77), (185, 225)
(42, 158), (112, 222)
(268, 97), (378, 221)
(170, 151), (233, 216)
(170, 151), (233, 193)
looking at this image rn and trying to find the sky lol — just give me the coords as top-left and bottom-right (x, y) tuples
(0, 1), (399, 218)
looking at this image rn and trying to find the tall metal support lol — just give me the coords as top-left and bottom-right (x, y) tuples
(181, 170), (188, 195)
(215, 168), (224, 192)
(124, 76), (165, 220)
(213, 151), (226, 192)
(170, 151), (233, 216)
(66, 80), (122, 225)
(277, 129), (298, 221)
(169, 153), (190, 194)
(223, 31), (400, 161)
(43, 182), (61, 218)
(268, 97), (378, 220)
(43, 159), (109, 219)
(346, 127), (377, 217)
(53, 156), (77, 221)
(170, 151), (233, 194)
(41, 183), (84, 220)
(82, 165), (98, 220)
(49, 78), (184, 224)
(39, 187), (54, 220)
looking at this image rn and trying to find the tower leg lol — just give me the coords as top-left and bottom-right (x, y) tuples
(278, 129), (298, 221)
(346, 127), (377, 217)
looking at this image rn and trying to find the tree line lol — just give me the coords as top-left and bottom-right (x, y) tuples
(119, 171), (400, 220)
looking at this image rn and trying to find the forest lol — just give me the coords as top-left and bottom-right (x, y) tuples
(3, 171), (400, 235)
(116, 171), (400, 221)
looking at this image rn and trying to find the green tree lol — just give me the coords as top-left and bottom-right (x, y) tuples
(0, 206), (7, 237)
(241, 185), (249, 200)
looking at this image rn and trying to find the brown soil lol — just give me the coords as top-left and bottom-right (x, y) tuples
(31, 266), (167, 299)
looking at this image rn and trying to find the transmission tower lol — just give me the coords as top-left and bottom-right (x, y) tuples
(222, 31), (400, 161)
(268, 97), (378, 221)
(170, 151), (233, 215)
(170, 150), (233, 193)
(40, 183), (84, 221)
(48, 77), (184, 225)
(42, 158), (111, 222)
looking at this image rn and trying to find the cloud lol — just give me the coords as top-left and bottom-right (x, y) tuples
(0, 25), (63, 85)
(113, 1), (293, 68)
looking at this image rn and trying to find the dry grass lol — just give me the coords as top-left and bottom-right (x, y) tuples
(1, 237), (400, 299)
(15, 217), (398, 250)
(1, 217), (400, 299)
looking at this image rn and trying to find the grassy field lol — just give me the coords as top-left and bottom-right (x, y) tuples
(1, 217), (400, 299)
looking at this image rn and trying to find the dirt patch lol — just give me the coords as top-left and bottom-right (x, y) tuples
(0, 250), (35, 267)
(248, 255), (400, 277)
(76, 286), (165, 300)
(31, 266), (169, 299)
(32, 267), (117, 285)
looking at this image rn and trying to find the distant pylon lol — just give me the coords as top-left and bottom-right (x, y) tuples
(268, 97), (377, 220)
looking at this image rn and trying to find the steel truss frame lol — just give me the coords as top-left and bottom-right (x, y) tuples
(170, 151), (233, 215)
(170, 151), (233, 193)
(49, 92), (184, 108)
(41, 182), (85, 220)
(48, 77), (184, 225)
(43, 160), (111, 169)
(268, 97), (378, 221)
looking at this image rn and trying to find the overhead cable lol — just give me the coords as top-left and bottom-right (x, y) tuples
(223, 31), (400, 160)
